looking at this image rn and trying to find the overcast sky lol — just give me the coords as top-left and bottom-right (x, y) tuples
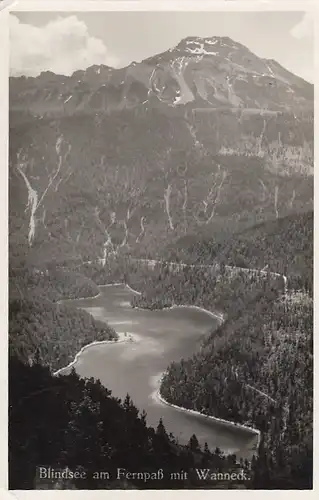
(10, 10), (314, 82)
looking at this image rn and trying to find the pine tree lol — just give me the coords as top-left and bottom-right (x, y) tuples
(140, 409), (147, 426)
(188, 434), (200, 453)
(156, 418), (167, 437)
(123, 393), (132, 411)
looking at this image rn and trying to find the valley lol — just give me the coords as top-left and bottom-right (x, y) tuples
(9, 32), (313, 490)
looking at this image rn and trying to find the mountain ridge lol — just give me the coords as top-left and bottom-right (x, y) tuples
(10, 35), (313, 117)
(9, 35), (313, 266)
(11, 35), (313, 84)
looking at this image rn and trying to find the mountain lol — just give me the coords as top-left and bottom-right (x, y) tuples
(10, 36), (313, 115)
(9, 36), (313, 266)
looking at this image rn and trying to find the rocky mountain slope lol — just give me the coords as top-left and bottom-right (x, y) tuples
(9, 36), (313, 266)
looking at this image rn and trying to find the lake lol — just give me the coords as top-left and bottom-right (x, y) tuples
(60, 284), (257, 459)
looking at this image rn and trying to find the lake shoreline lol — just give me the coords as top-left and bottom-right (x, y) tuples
(132, 303), (224, 321)
(53, 331), (138, 376)
(57, 291), (102, 303)
(57, 281), (261, 456)
(162, 304), (223, 322)
(154, 371), (260, 448)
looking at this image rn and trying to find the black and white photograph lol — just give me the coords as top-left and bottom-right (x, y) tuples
(6, 2), (314, 491)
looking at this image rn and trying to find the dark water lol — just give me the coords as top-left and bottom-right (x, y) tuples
(60, 284), (257, 459)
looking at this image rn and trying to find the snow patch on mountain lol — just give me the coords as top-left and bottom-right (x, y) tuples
(185, 40), (218, 56)
(170, 57), (194, 105)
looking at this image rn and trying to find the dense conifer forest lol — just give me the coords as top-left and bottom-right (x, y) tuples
(9, 298), (117, 371)
(10, 265), (100, 302)
(9, 266), (117, 370)
(167, 211), (313, 293)
(8, 212), (313, 489)
(9, 357), (252, 490)
(129, 263), (283, 317)
(160, 293), (313, 489)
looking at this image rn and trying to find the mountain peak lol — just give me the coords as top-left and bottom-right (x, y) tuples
(10, 34), (313, 118)
(175, 35), (239, 54)
(180, 35), (237, 44)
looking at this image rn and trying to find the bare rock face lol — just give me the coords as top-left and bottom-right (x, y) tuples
(10, 36), (313, 116)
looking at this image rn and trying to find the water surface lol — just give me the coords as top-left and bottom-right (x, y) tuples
(60, 284), (257, 458)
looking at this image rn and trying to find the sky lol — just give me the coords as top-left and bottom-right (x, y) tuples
(10, 10), (314, 82)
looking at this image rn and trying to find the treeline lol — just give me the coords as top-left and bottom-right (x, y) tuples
(9, 265), (99, 302)
(9, 298), (117, 371)
(160, 293), (313, 489)
(68, 257), (131, 286)
(9, 356), (252, 490)
(9, 265), (117, 371)
(167, 211), (313, 294)
(129, 263), (283, 320)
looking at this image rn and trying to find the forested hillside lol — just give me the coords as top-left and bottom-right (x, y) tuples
(8, 212), (313, 489)
(129, 263), (283, 319)
(9, 357), (252, 490)
(9, 298), (116, 371)
(9, 265), (117, 371)
(112, 212), (312, 489)
(160, 288), (313, 489)
(168, 211), (313, 293)
(9, 265), (100, 302)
